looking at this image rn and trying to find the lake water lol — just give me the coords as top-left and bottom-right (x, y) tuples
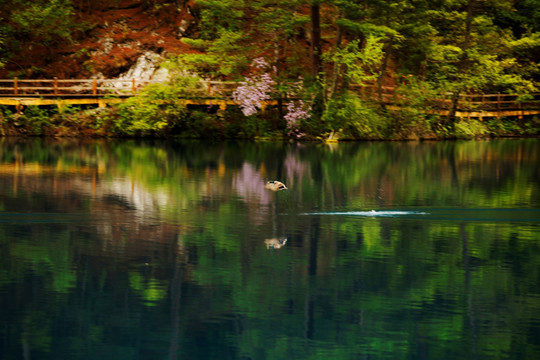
(0, 138), (539, 359)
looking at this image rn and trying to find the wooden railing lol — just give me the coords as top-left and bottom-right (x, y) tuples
(453, 93), (540, 111)
(354, 84), (540, 112)
(0, 78), (238, 98)
(1, 78), (539, 117)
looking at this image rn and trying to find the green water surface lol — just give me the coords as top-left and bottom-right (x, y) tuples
(0, 138), (539, 359)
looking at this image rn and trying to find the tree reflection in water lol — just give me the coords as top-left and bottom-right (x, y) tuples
(0, 138), (539, 360)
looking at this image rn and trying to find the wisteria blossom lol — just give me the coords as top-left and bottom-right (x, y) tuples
(233, 58), (275, 116)
(284, 100), (311, 139)
(234, 59), (311, 139)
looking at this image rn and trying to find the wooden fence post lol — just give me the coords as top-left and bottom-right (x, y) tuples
(54, 77), (59, 95)
(92, 78), (97, 96)
(497, 93), (501, 118)
(14, 77), (18, 95)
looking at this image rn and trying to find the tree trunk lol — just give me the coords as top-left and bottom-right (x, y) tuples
(310, 2), (322, 77)
(310, 2), (324, 119)
(329, 19), (343, 99)
(448, 0), (475, 126)
(274, 34), (284, 125)
(377, 37), (393, 106)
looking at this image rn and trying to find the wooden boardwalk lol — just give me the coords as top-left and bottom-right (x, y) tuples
(0, 78), (240, 112)
(357, 85), (540, 119)
(1, 78), (539, 118)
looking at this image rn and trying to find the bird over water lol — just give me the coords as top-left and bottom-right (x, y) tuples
(265, 180), (287, 191)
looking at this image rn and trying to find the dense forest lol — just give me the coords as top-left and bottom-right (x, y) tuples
(0, 0), (539, 140)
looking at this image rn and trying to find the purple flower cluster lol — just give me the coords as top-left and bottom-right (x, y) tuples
(252, 57), (269, 70)
(233, 58), (275, 116)
(284, 100), (311, 124)
(233, 59), (312, 139)
(284, 100), (310, 139)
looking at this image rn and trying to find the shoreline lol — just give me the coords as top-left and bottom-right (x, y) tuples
(1, 105), (539, 141)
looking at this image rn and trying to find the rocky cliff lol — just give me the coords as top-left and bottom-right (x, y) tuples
(0, 0), (198, 79)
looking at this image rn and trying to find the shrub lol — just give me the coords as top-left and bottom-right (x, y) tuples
(113, 78), (199, 137)
(175, 109), (223, 139)
(454, 118), (490, 138)
(386, 107), (438, 140)
(321, 93), (388, 139)
(14, 106), (54, 135)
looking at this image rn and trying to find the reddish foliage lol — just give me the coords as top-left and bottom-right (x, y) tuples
(1, 1), (197, 79)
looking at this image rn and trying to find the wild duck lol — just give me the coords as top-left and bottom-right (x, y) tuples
(265, 180), (287, 191)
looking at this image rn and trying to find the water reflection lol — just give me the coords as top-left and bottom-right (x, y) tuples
(0, 138), (539, 359)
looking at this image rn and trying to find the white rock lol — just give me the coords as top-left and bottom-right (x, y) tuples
(113, 51), (170, 89)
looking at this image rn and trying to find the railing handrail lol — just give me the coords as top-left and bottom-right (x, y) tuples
(0, 77), (242, 98)
(0, 78), (537, 93)
(0, 78), (539, 109)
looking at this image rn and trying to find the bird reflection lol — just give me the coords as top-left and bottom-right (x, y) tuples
(265, 180), (287, 191)
(264, 237), (287, 249)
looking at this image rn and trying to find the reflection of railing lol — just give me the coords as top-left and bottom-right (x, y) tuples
(0, 162), (101, 175)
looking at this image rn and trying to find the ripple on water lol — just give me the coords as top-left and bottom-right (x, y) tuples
(298, 208), (540, 222)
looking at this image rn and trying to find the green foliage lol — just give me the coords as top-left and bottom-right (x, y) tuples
(177, 0), (251, 77)
(177, 109), (224, 139)
(454, 118), (490, 139)
(324, 36), (385, 85)
(10, 0), (74, 43)
(114, 77), (204, 136)
(0, 0), (77, 70)
(196, 0), (246, 38)
(181, 29), (249, 77)
(11, 106), (55, 135)
(486, 116), (540, 136)
(219, 106), (275, 139)
(255, 0), (308, 40)
(422, 0), (539, 95)
(337, 18), (399, 38)
(0, 0), (539, 139)
(115, 97), (185, 137)
(321, 93), (388, 139)
(112, 74), (272, 139)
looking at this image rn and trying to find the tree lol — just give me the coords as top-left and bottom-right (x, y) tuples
(419, 0), (538, 128)
(176, 0), (249, 77)
(0, 0), (77, 76)
(310, 1), (323, 78)
(447, 0), (476, 126)
(252, 0), (310, 120)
